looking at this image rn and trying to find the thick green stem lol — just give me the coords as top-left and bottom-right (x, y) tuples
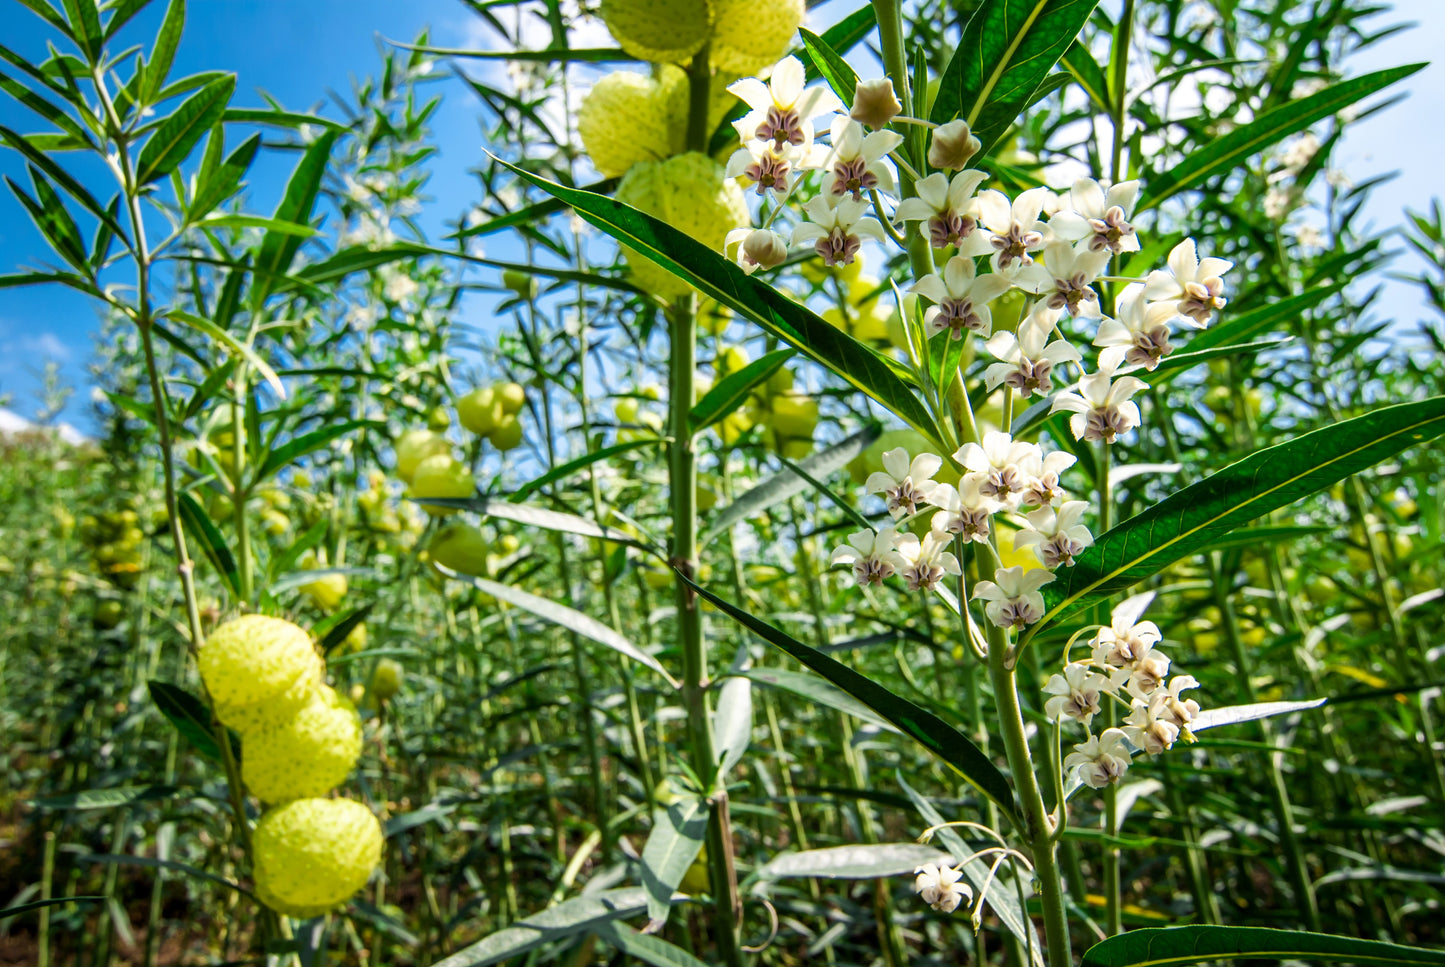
(873, 0), (936, 283)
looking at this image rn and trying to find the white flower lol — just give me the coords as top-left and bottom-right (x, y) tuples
(725, 227), (789, 274)
(1064, 728), (1132, 788)
(1094, 284), (1179, 372)
(927, 472), (1001, 543)
(983, 304), (1081, 397)
(914, 862), (972, 914)
(1014, 500), (1094, 568)
(1123, 693), (1180, 755)
(1034, 240), (1110, 316)
(1091, 611), (1169, 695)
(1280, 132), (1320, 173)
(954, 430), (1040, 511)
(911, 255), (1013, 340)
(823, 116), (902, 200)
(793, 195), (884, 268)
(1048, 177), (1141, 254)
(729, 56), (842, 155)
(1049, 366), (1148, 443)
(974, 186), (1054, 274)
(831, 527), (908, 587)
(972, 565), (1055, 629)
(1144, 239), (1233, 328)
(725, 140), (794, 197)
(865, 447), (944, 519)
(1044, 662), (1110, 727)
(1017, 448), (1076, 509)
(380, 266), (418, 304)
(1156, 674), (1202, 728)
(895, 170), (993, 251)
(896, 529), (962, 591)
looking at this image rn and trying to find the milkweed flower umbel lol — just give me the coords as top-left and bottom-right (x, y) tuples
(1064, 728), (1132, 788)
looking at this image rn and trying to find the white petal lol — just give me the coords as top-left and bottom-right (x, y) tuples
(729, 77), (773, 112)
(770, 56), (806, 107)
(1070, 178), (1106, 216)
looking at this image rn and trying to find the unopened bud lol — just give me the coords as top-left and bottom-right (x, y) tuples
(850, 78), (902, 129)
(741, 228), (788, 270)
(928, 119), (982, 170)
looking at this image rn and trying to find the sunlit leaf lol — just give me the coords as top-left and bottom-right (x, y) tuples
(1081, 926), (1445, 967)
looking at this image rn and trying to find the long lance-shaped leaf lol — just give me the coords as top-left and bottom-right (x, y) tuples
(1024, 396), (1445, 644)
(165, 309), (285, 398)
(454, 573), (679, 689)
(0, 896), (106, 920)
(701, 422), (881, 547)
(253, 129), (339, 300)
(509, 438), (661, 503)
(594, 922), (711, 967)
(432, 887), (654, 967)
(1190, 697), (1326, 732)
(680, 574), (1020, 825)
(1181, 284), (1341, 355)
(496, 159), (944, 445)
(253, 419), (375, 482)
(426, 496), (660, 555)
(741, 666), (901, 733)
(1137, 64), (1423, 211)
(930, 0), (1101, 154)
(176, 491), (239, 597)
(135, 74), (235, 186)
(639, 796), (708, 929)
(148, 680), (222, 761)
(798, 27), (860, 107)
(690, 347), (794, 434)
(760, 844), (953, 880)
(1081, 926), (1445, 967)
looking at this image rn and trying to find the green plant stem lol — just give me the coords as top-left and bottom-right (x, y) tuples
(1097, 442), (1122, 935)
(230, 384), (254, 604)
(873, 0), (936, 283)
(38, 830), (55, 967)
(1109, 0), (1137, 182)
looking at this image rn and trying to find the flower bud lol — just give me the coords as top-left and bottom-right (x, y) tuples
(728, 227), (788, 273)
(928, 119), (982, 170)
(850, 78), (902, 129)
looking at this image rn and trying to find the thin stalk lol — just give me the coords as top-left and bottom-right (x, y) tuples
(39, 830), (55, 967)
(873, 0), (936, 283)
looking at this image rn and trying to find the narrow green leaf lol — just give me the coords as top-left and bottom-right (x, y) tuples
(198, 213), (317, 236)
(0, 125), (130, 248)
(432, 888), (653, 967)
(702, 423), (881, 547)
(253, 129), (340, 299)
(135, 73), (234, 185)
(760, 844), (952, 879)
(453, 574), (680, 689)
(102, 0), (153, 39)
(8, 168), (87, 270)
(0, 68), (93, 145)
(931, 0), (1101, 154)
(219, 107), (348, 133)
(0, 896), (106, 920)
(798, 27), (860, 106)
(176, 491), (239, 597)
(33, 785), (179, 811)
(510, 438), (662, 503)
(431, 496), (658, 553)
(147, 679), (221, 761)
(1191, 698), (1326, 732)
(681, 575), (1021, 825)
(165, 308), (285, 398)
(447, 178), (619, 242)
(740, 667), (901, 734)
(495, 159), (944, 445)
(81, 853), (253, 898)
(14, 0), (70, 33)
(690, 347), (793, 434)
(713, 671), (752, 778)
(640, 796), (708, 927)
(1137, 64), (1424, 211)
(1026, 396), (1445, 641)
(1061, 40), (1109, 111)
(254, 419), (372, 482)
(806, 5), (876, 85)
(319, 604), (375, 656)
(187, 131), (260, 222)
(594, 922), (710, 967)
(1182, 285), (1341, 355)
(60, 0), (103, 60)
(1081, 926), (1445, 967)
(142, 0), (184, 103)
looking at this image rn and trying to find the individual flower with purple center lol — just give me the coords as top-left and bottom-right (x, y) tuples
(972, 564), (1055, 629)
(793, 195), (884, 268)
(911, 255), (1013, 340)
(1144, 238), (1233, 327)
(1049, 365), (1149, 444)
(823, 116), (902, 201)
(983, 304), (1081, 398)
(728, 56), (841, 155)
(895, 170), (994, 251)
(1094, 283), (1180, 371)
(974, 186), (1054, 275)
(830, 526), (908, 587)
(1048, 177), (1141, 255)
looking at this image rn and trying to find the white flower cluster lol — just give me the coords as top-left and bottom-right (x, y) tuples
(1047, 595), (1204, 789)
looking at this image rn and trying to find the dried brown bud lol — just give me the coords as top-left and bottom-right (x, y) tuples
(929, 119), (982, 170)
(850, 78), (902, 129)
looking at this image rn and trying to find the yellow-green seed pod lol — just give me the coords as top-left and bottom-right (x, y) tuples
(241, 686), (363, 804)
(488, 416), (524, 452)
(615, 153), (749, 300)
(408, 455), (475, 517)
(299, 570), (347, 613)
(371, 659), (403, 701)
(393, 429), (450, 483)
(199, 615), (323, 733)
(428, 522), (490, 576)
(578, 70), (682, 177)
(457, 386), (501, 436)
(252, 798), (383, 919)
(710, 0), (804, 75)
(599, 0), (712, 65)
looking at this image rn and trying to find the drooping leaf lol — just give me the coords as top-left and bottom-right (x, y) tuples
(431, 888), (653, 967)
(0, 896), (106, 920)
(7, 168), (87, 270)
(147, 680), (221, 761)
(318, 604), (375, 656)
(0, 66), (94, 146)
(454, 574), (679, 689)
(681, 575), (1020, 825)
(691, 348), (794, 434)
(760, 844), (953, 880)
(1137, 65), (1423, 211)
(740, 667), (900, 734)
(134, 73), (235, 185)
(701, 422), (881, 547)
(510, 438), (662, 503)
(640, 796), (708, 928)
(33, 785), (180, 811)
(1181, 284), (1342, 355)
(496, 160), (944, 445)
(176, 491), (239, 597)
(1191, 698), (1326, 732)
(0, 126), (131, 248)
(1081, 925), (1445, 967)
(253, 419), (373, 482)
(930, 0), (1101, 154)
(165, 308), (285, 398)
(80, 853), (252, 898)
(428, 496), (658, 553)
(1025, 396), (1445, 642)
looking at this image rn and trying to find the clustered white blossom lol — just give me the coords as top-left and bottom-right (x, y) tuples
(718, 58), (1227, 914)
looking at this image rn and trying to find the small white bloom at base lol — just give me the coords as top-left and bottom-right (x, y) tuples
(914, 862), (972, 914)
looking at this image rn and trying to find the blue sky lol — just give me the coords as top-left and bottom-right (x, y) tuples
(0, 0), (1439, 430)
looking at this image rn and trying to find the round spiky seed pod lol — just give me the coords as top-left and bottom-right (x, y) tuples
(241, 685), (362, 804)
(199, 615), (322, 733)
(578, 70), (683, 178)
(252, 798), (383, 919)
(599, 0), (712, 65)
(371, 659), (403, 701)
(710, 0), (804, 75)
(614, 153), (749, 300)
